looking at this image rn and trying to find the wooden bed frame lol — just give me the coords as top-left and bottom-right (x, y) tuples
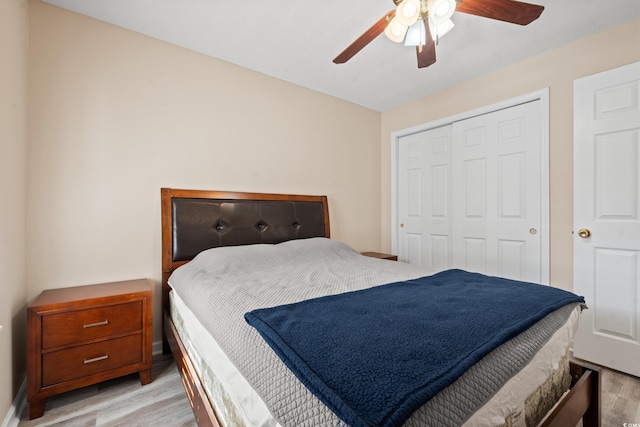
(160, 187), (601, 427)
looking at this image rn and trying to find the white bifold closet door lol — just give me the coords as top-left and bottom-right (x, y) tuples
(398, 100), (543, 283)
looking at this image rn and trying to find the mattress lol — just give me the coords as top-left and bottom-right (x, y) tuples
(168, 238), (583, 426)
(170, 290), (279, 427)
(171, 290), (580, 427)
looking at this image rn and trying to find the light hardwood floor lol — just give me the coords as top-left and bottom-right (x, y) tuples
(594, 366), (640, 426)
(18, 356), (196, 427)
(18, 356), (640, 426)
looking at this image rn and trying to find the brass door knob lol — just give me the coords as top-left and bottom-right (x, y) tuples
(578, 228), (591, 238)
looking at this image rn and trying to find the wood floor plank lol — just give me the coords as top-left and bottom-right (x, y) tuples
(19, 356), (196, 427)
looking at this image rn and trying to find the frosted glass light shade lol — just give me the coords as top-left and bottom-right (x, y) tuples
(428, 17), (454, 39)
(427, 0), (456, 24)
(385, 17), (408, 43)
(395, 0), (421, 26)
(404, 20), (426, 46)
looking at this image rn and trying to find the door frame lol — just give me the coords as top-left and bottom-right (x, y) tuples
(390, 88), (551, 284)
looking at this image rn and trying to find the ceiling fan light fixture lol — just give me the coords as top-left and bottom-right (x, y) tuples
(427, 0), (456, 24)
(395, 0), (421, 26)
(384, 17), (408, 43)
(404, 20), (426, 46)
(428, 17), (454, 39)
(333, 0), (545, 69)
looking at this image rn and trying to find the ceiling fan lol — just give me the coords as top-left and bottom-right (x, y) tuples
(333, 0), (544, 69)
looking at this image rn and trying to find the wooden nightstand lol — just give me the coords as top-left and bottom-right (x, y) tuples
(361, 251), (398, 261)
(27, 279), (153, 419)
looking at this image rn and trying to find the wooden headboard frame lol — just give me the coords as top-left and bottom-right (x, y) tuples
(160, 188), (330, 313)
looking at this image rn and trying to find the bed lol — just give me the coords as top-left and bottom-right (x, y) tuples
(160, 187), (601, 427)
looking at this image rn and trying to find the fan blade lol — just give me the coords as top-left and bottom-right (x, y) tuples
(456, 0), (544, 25)
(333, 10), (395, 64)
(417, 20), (436, 69)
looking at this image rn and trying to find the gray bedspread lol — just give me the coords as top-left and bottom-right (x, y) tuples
(168, 238), (578, 426)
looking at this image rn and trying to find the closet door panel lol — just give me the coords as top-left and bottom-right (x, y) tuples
(452, 101), (542, 282)
(398, 126), (453, 272)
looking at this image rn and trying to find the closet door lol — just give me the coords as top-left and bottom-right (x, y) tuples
(451, 100), (542, 282)
(398, 125), (453, 271)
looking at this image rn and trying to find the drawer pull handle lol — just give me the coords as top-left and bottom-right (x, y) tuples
(83, 320), (109, 328)
(84, 354), (109, 364)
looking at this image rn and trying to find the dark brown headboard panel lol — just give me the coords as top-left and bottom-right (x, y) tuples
(161, 188), (330, 313)
(171, 197), (328, 262)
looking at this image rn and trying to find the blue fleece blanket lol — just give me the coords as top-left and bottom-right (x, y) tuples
(244, 269), (584, 427)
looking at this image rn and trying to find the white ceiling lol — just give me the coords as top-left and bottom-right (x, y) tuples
(42, 0), (640, 112)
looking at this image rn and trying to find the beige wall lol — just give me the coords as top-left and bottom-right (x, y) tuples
(27, 1), (382, 344)
(380, 18), (640, 292)
(0, 0), (29, 418)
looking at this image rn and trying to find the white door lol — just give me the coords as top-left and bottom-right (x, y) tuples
(573, 62), (640, 377)
(451, 101), (542, 283)
(397, 98), (545, 282)
(398, 125), (453, 271)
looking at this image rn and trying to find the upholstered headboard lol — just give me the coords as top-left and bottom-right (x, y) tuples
(160, 188), (330, 310)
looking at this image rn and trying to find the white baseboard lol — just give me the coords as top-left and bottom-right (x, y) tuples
(152, 339), (163, 356)
(1, 379), (26, 427)
(2, 340), (164, 427)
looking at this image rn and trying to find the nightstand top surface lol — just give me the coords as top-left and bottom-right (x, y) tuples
(29, 279), (152, 309)
(361, 251), (398, 260)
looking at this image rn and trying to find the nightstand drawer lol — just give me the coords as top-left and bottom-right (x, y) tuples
(42, 333), (142, 386)
(42, 301), (142, 349)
